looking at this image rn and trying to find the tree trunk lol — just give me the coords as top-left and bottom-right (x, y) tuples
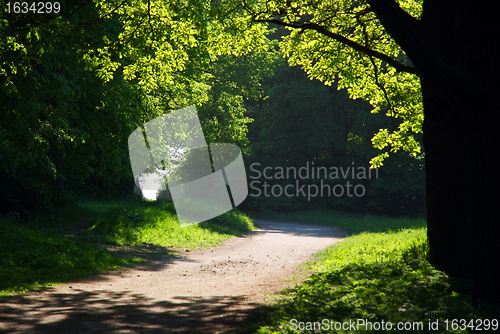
(421, 0), (500, 305)
(369, 0), (500, 304)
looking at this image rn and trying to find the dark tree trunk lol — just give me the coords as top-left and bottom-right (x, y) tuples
(369, 0), (500, 304)
(422, 0), (500, 305)
(420, 0), (474, 280)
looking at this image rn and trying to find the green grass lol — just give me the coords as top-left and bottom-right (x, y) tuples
(249, 209), (426, 234)
(0, 198), (255, 298)
(249, 211), (499, 333)
(80, 200), (255, 249)
(0, 216), (139, 297)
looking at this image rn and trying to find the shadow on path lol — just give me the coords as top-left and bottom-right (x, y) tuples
(254, 220), (348, 238)
(0, 289), (272, 334)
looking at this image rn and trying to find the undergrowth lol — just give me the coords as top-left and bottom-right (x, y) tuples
(0, 197), (254, 297)
(255, 229), (499, 333)
(80, 201), (255, 249)
(249, 210), (426, 234)
(0, 217), (138, 297)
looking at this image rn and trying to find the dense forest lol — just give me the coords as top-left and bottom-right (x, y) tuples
(0, 0), (424, 218)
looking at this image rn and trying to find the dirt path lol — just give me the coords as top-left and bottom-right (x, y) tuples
(0, 221), (346, 334)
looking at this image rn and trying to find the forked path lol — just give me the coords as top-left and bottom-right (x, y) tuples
(0, 221), (347, 333)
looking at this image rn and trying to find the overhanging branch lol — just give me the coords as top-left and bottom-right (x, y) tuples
(254, 18), (420, 76)
(367, 0), (492, 99)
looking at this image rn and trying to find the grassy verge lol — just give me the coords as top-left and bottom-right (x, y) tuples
(250, 211), (498, 333)
(0, 216), (138, 297)
(0, 198), (255, 297)
(80, 200), (255, 249)
(249, 210), (426, 234)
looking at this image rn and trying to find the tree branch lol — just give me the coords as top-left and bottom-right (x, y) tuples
(254, 18), (420, 76)
(367, 0), (493, 99)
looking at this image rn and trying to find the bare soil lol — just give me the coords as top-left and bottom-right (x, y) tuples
(0, 221), (346, 334)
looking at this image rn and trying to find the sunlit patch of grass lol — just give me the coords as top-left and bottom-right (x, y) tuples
(80, 201), (255, 250)
(314, 228), (427, 270)
(255, 228), (499, 333)
(250, 209), (426, 234)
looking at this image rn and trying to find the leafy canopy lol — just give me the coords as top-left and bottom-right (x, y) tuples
(217, 0), (424, 167)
